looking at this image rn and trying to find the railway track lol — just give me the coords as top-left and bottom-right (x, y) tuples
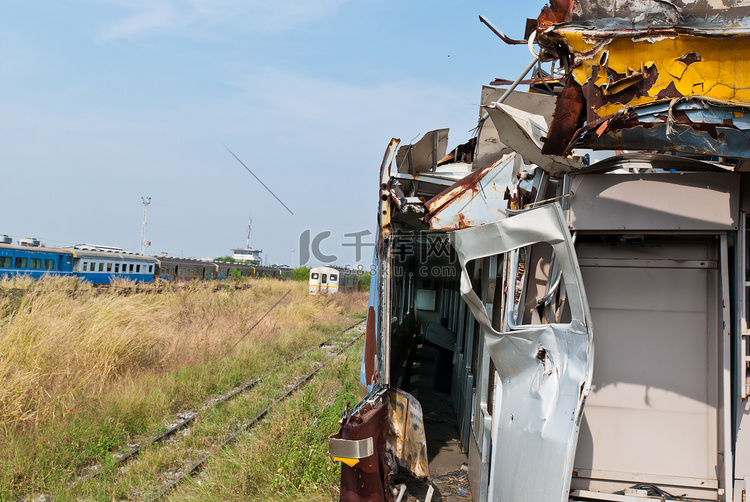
(66, 318), (366, 500)
(150, 328), (365, 500)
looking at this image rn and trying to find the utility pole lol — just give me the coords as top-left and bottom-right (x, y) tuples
(140, 197), (151, 255)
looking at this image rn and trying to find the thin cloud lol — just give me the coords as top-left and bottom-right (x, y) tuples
(97, 0), (351, 40)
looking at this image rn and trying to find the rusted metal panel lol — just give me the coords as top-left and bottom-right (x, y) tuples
(385, 389), (429, 479)
(379, 139), (400, 239)
(534, 0), (750, 159)
(331, 387), (429, 501)
(540, 75), (585, 156)
(423, 154), (518, 230)
(538, 0), (574, 27)
(572, 98), (750, 158)
(335, 401), (392, 502)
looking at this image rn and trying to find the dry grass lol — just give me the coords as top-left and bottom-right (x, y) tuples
(0, 277), (367, 499)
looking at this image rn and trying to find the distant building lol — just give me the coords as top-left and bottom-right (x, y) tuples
(231, 247), (262, 265)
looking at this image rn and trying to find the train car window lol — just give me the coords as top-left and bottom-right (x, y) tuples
(44, 259), (54, 270)
(136, 264), (141, 273)
(129, 264), (134, 272)
(15, 257), (27, 269)
(107, 263), (113, 272)
(330, 274), (337, 281)
(98, 262), (104, 272)
(115, 263), (120, 273)
(311, 273), (319, 279)
(29, 258), (41, 269)
(82, 262), (88, 272)
(149, 265), (153, 273)
(0, 256), (10, 268)
(322, 273), (327, 284)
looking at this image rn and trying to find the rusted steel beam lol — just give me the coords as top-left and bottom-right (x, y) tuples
(541, 75), (585, 156)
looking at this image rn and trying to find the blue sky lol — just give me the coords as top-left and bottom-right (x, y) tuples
(0, 1), (540, 267)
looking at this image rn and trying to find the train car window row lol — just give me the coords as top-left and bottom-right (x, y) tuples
(83, 261), (151, 273)
(2, 257), (60, 271)
(80, 261), (152, 274)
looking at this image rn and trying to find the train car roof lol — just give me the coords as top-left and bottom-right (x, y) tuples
(310, 266), (340, 274)
(0, 244), (75, 255)
(73, 249), (158, 263)
(156, 256), (216, 266)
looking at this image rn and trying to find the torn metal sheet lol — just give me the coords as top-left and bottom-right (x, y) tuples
(395, 129), (449, 174)
(477, 87), (557, 169)
(331, 387), (429, 501)
(423, 154), (519, 230)
(438, 137), (476, 167)
(483, 103), (585, 175)
(380, 139), (400, 238)
(534, 0), (750, 157)
(558, 32), (750, 120)
(570, 98), (750, 158)
(540, 0), (750, 30)
(451, 203), (593, 502)
(393, 165), (475, 200)
(385, 388), (429, 479)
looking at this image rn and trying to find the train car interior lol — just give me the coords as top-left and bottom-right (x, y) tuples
(384, 231), (468, 493)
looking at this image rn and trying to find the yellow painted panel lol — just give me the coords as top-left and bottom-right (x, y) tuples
(559, 30), (750, 117)
(333, 457), (360, 468)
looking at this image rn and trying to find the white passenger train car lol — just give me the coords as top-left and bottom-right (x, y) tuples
(308, 266), (357, 294)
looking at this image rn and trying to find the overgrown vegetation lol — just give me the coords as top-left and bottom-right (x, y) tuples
(0, 276), (367, 500)
(358, 271), (371, 291)
(291, 266), (311, 281)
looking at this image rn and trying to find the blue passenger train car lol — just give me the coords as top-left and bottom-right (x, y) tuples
(0, 241), (75, 279)
(72, 247), (157, 284)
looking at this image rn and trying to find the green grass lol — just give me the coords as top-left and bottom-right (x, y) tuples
(0, 278), (367, 501)
(165, 337), (363, 502)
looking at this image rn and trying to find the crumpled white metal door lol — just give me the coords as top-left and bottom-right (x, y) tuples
(451, 203), (593, 502)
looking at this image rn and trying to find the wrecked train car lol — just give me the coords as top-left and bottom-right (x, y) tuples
(329, 1), (750, 501)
